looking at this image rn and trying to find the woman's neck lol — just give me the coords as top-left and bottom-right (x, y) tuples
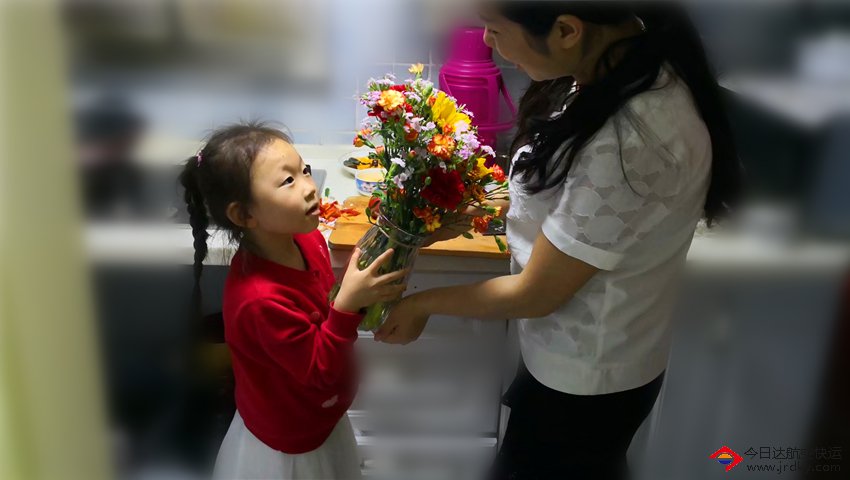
(244, 231), (306, 271)
(573, 20), (644, 86)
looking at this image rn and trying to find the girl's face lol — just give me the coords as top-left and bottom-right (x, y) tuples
(243, 139), (319, 235)
(480, 8), (584, 82)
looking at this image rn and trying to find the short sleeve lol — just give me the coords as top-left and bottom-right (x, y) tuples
(541, 117), (682, 270)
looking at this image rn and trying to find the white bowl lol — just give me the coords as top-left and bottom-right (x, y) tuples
(355, 168), (386, 196)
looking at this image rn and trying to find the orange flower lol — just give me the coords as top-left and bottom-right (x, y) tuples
(472, 215), (493, 234)
(427, 134), (456, 160)
(354, 127), (372, 148)
(413, 206), (442, 233)
(377, 89), (406, 111)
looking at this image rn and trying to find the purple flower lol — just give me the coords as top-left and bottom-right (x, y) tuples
(392, 167), (413, 189)
(457, 145), (475, 160)
(408, 116), (425, 132)
(457, 132), (480, 151)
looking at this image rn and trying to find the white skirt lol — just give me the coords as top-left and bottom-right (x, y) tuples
(213, 411), (362, 480)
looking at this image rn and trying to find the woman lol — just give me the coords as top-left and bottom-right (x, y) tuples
(376, 2), (742, 479)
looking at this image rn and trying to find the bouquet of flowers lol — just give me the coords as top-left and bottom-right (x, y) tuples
(336, 63), (509, 331)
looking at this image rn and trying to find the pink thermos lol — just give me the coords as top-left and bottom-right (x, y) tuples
(439, 26), (517, 151)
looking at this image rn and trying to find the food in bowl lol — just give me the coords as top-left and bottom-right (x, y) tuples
(355, 168), (386, 196)
(344, 156), (378, 170)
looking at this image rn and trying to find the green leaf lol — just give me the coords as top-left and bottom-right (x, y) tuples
(495, 236), (508, 252)
(462, 232), (474, 239)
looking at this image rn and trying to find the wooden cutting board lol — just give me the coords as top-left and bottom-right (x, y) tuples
(327, 196), (510, 260)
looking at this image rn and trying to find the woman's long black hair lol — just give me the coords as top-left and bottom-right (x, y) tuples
(499, 1), (742, 225)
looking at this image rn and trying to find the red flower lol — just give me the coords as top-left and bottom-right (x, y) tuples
(472, 215), (493, 234)
(421, 168), (465, 210)
(367, 196), (381, 220)
(491, 164), (506, 183)
(390, 85), (407, 92)
(404, 124), (419, 142)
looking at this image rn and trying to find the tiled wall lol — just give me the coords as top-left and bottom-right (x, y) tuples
(116, 0), (530, 149)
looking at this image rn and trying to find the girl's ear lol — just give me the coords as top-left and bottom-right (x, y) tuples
(226, 201), (256, 229)
(552, 14), (583, 50)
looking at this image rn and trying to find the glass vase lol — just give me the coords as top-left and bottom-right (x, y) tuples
(331, 214), (427, 331)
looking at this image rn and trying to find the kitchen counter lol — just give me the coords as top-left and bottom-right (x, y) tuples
(85, 144), (850, 276)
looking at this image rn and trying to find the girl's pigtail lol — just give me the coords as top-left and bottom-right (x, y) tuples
(179, 155), (210, 318)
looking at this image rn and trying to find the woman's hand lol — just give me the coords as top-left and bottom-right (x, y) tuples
(462, 199), (510, 219)
(334, 248), (409, 313)
(373, 295), (429, 344)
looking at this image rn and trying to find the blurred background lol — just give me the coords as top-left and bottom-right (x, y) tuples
(1, 0), (849, 479)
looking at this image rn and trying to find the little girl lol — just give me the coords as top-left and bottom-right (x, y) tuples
(180, 123), (406, 479)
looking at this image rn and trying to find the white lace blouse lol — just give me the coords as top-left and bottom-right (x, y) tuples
(506, 68), (711, 395)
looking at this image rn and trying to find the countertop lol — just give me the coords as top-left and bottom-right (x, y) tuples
(85, 143), (850, 276)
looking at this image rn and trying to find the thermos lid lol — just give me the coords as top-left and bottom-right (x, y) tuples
(449, 27), (492, 62)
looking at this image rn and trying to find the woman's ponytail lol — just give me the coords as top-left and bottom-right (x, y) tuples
(636, 2), (744, 225)
(179, 155), (210, 318)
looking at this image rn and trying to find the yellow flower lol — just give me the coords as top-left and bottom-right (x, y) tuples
(409, 63), (425, 75)
(469, 184), (487, 203)
(471, 157), (493, 180)
(430, 92), (471, 132)
(377, 89), (406, 111)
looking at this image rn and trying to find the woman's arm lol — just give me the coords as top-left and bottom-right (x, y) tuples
(374, 232), (599, 344)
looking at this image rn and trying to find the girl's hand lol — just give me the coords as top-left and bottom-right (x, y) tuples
(334, 248), (409, 313)
(373, 296), (429, 344)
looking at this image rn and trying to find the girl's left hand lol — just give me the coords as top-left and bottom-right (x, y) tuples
(374, 296), (429, 344)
